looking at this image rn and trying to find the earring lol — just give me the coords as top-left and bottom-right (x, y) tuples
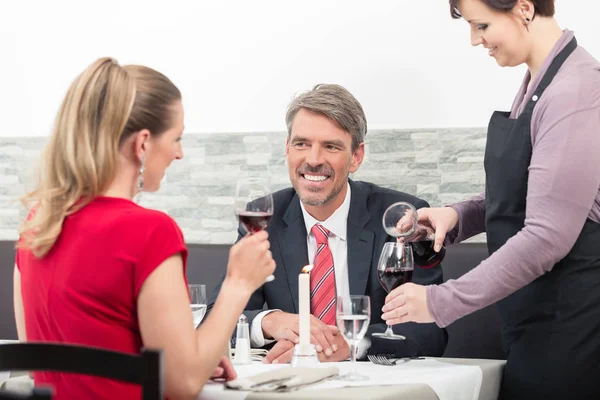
(137, 155), (145, 193)
(525, 17), (531, 22)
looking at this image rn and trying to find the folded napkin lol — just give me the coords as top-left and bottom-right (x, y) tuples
(226, 366), (339, 392)
(0, 375), (34, 394)
(230, 348), (268, 361)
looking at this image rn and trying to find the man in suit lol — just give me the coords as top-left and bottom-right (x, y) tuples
(208, 84), (447, 363)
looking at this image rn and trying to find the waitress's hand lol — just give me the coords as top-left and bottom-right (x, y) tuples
(381, 283), (434, 324)
(416, 207), (459, 252)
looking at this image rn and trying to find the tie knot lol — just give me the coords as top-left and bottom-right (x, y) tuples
(311, 224), (330, 244)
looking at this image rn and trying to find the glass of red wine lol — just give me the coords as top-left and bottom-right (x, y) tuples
(372, 242), (414, 340)
(234, 177), (275, 282)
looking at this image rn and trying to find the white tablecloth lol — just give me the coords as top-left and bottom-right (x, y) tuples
(200, 359), (482, 400)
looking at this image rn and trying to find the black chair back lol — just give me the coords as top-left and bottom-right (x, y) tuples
(0, 343), (163, 400)
(0, 388), (52, 400)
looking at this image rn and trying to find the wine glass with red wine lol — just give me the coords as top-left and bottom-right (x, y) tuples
(372, 242), (414, 340)
(234, 177), (275, 282)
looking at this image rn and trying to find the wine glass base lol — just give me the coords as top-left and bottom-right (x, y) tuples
(336, 372), (369, 381)
(372, 332), (406, 340)
(264, 274), (275, 283)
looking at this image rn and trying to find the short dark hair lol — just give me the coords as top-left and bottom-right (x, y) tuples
(449, 0), (555, 19)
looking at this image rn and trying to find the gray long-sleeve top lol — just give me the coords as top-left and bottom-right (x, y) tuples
(427, 30), (600, 327)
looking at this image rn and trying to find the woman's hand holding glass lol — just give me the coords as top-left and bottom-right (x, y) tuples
(380, 206), (460, 326)
(225, 230), (276, 295)
(381, 283), (434, 325)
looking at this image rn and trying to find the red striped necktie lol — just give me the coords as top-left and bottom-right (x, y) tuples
(310, 223), (337, 326)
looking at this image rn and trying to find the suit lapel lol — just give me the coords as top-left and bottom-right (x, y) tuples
(278, 195), (309, 313)
(347, 181), (374, 296)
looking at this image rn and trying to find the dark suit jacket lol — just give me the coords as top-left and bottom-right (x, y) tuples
(208, 180), (447, 358)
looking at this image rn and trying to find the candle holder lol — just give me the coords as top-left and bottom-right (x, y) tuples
(290, 344), (319, 368)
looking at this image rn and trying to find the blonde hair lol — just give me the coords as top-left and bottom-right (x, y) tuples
(19, 57), (181, 258)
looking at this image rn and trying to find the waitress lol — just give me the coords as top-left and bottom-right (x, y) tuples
(381, 0), (600, 399)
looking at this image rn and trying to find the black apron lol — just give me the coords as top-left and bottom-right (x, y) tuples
(484, 37), (600, 399)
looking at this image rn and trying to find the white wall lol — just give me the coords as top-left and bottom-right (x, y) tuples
(0, 0), (598, 137)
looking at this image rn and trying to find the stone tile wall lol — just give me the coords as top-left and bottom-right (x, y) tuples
(0, 128), (487, 243)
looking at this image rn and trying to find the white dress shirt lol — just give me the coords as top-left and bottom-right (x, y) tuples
(250, 184), (355, 346)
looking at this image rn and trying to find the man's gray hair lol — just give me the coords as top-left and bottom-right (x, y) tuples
(285, 84), (367, 152)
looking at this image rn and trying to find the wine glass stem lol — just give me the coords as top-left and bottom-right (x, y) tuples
(350, 342), (358, 375)
(385, 325), (394, 336)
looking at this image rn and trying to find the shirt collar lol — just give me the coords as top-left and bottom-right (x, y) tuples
(300, 182), (351, 241)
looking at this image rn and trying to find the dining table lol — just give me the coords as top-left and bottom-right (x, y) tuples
(199, 357), (506, 400)
(0, 337), (505, 400)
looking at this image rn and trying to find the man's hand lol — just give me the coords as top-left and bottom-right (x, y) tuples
(262, 311), (340, 356)
(210, 356), (237, 381)
(262, 335), (350, 364)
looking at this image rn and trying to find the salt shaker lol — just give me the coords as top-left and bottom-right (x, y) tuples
(233, 314), (251, 365)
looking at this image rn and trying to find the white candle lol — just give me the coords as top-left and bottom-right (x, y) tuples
(299, 265), (313, 353)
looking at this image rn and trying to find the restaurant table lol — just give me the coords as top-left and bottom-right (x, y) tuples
(0, 356), (505, 400)
(199, 357), (506, 400)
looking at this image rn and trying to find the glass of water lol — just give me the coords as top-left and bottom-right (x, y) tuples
(336, 295), (371, 381)
(188, 284), (207, 328)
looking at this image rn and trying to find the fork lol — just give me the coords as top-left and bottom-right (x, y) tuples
(367, 354), (425, 366)
(249, 376), (296, 391)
